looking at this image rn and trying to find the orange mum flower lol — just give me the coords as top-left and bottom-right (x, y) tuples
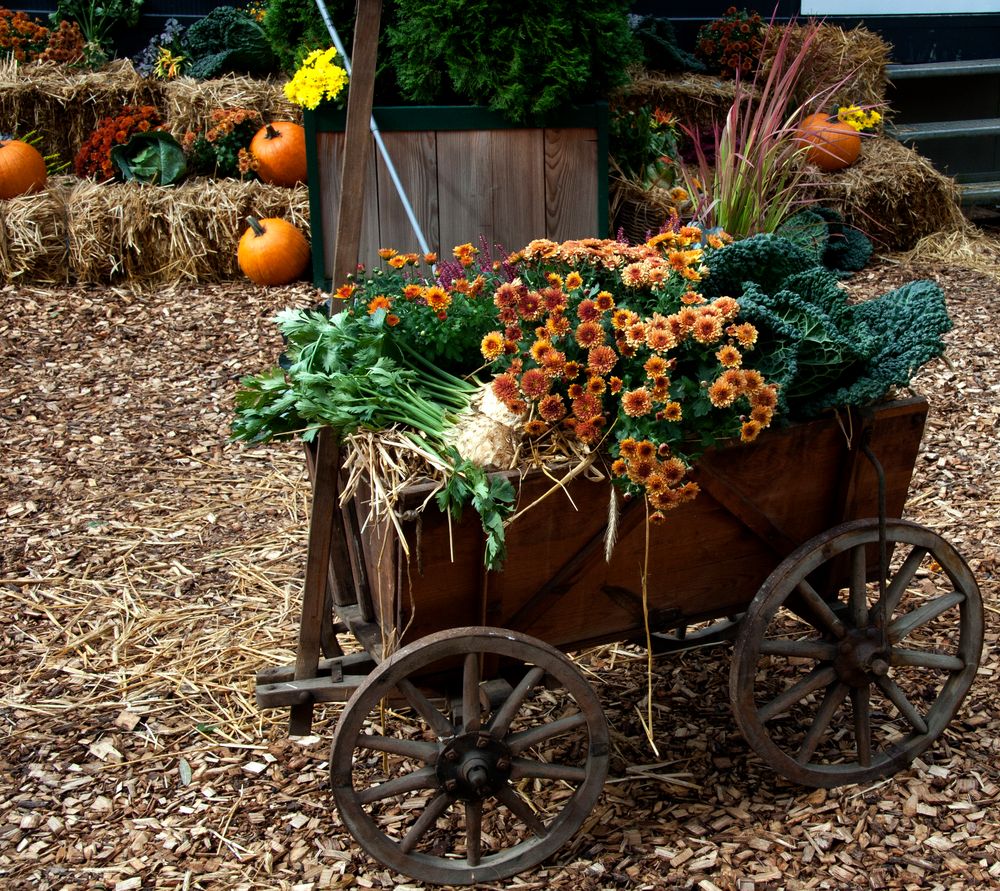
(586, 376), (606, 395)
(708, 378), (738, 407)
(367, 295), (392, 314)
(403, 283), (422, 300)
(568, 383), (584, 400)
(750, 386), (779, 410)
(611, 308), (633, 330)
(636, 440), (656, 459)
(742, 369), (765, 392)
(587, 345), (617, 375)
(530, 338), (553, 362)
(717, 345), (742, 367)
(520, 368), (550, 400)
(577, 298), (599, 322)
(334, 283), (356, 300)
(386, 313), (400, 327)
(660, 457), (687, 484)
(546, 272), (563, 288)
(628, 457), (656, 482)
(378, 247), (397, 259)
(732, 322), (758, 348)
(681, 290), (705, 305)
(741, 420), (763, 443)
(609, 376), (623, 394)
(662, 401), (682, 421)
(595, 291), (615, 312)
(424, 286), (451, 311)
(565, 271), (583, 291)
(644, 355), (668, 377)
(622, 388), (653, 417)
(388, 255), (407, 268)
(564, 361), (582, 379)
(492, 373), (519, 406)
(611, 457), (628, 477)
(750, 405), (773, 425)
(481, 332), (504, 361)
(692, 315), (723, 344)
(575, 321), (604, 349)
(518, 291), (543, 321)
(453, 242), (478, 267)
(524, 419), (548, 436)
(538, 393), (567, 422)
(575, 420), (601, 444)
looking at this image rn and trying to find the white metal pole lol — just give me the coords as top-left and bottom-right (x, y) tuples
(313, 0), (432, 257)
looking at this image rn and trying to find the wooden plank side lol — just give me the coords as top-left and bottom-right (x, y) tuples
(543, 127), (599, 240)
(315, 132), (380, 286)
(491, 128), (545, 254)
(374, 130), (439, 259)
(436, 130), (493, 255)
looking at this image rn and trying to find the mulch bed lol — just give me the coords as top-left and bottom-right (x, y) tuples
(1, 244), (998, 890)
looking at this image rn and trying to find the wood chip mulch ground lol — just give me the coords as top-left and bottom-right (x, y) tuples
(1, 245), (998, 891)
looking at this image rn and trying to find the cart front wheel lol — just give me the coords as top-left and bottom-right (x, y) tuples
(731, 519), (983, 788)
(330, 627), (609, 886)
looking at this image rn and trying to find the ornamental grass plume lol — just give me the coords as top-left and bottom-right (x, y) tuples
(682, 18), (854, 238)
(284, 47), (349, 110)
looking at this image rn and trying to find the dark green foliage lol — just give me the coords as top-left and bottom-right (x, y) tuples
(110, 131), (187, 184)
(776, 208), (874, 277)
(183, 6), (277, 79)
(702, 234), (951, 418)
(633, 16), (705, 73)
(386, 0), (640, 122)
(262, 0), (356, 74)
(775, 209), (828, 263)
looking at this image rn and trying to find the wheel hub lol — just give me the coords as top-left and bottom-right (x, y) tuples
(834, 626), (890, 687)
(436, 732), (512, 800)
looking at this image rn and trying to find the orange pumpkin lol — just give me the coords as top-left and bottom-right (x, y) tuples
(238, 215), (310, 286)
(0, 138), (47, 199)
(797, 116), (861, 172)
(250, 122), (307, 187)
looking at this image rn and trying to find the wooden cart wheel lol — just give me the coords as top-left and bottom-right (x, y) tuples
(330, 627), (609, 886)
(731, 519), (983, 788)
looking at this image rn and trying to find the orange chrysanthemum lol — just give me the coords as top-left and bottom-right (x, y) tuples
(524, 419), (548, 437)
(717, 345), (742, 367)
(595, 291), (615, 312)
(622, 388), (653, 417)
(575, 321), (605, 349)
(492, 373), (519, 406)
(708, 378), (738, 408)
(741, 419), (763, 443)
(481, 331), (504, 361)
(538, 393), (567, 422)
(565, 271), (583, 291)
(424, 286), (451, 311)
(611, 457), (628, 477)
(619, 438), (638, 458)
(520, 368), (550, 400)
(662, 401), (682, 421)
(367, 295), (392, 314)
(587, 345), (617, 375)
(692, 315), (723, 344)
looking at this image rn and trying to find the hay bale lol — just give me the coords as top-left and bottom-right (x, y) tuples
(0, 59), (163, 165)
(762, 23), (891, 109)
(163, 74), (301, 137)
(816, 136), (965, 250)
(0, 176), (71, 285)
(612, 70), (737, 131)
(63, 177), (310, 285)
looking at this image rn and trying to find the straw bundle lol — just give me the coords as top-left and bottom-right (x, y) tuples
(1, 177), (309, 286)
(762, 23), (891, 109)
(0, 58), (163, 163)
(612, 71), (738, 132)
(0, 176), (70, 284)
(162, 73), (301, 137)
(815, 136), (965, 250)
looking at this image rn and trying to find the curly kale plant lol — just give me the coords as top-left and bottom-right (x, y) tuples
(183, 6), (277, 79)
(386, 0), (640, 122)
(701, 234), (951, 418)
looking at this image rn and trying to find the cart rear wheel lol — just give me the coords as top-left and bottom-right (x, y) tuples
(330, 627), (609, 886)
(731, 519), (983, 787)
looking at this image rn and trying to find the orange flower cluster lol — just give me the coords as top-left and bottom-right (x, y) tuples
(482, 231), (779, 516)
(73, 106), (163, 180)
(182, 108), (262, 179)
(696, 6), (766, 78)
(0, 9), (82, 63)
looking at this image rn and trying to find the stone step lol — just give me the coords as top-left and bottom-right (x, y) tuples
(887, 58), (1000, 79)
(890, 118), (1000, 141)
(959, 180), (1000, 205)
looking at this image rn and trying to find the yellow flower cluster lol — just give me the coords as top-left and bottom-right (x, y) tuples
(837, 105), (882, 133)
(284, 48), (349, 110)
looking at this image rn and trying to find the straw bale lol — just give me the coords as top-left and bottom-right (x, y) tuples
(162, 73), (301, 137)
(762, 23), (891, 109)
(612, 70), (737, 131)
(899, 222), (1000, 281)
(0, 58), (163, 164)
(63, 177), (310, 285)
(0, 176), (71, 285)
(814, 136), (964, 250)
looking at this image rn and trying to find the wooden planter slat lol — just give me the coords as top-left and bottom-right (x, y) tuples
(306, 104), (609, 287)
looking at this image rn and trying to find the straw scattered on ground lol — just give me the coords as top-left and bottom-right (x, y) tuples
(1, 234), (999, 889)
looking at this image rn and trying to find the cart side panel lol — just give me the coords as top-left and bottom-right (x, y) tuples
(363, 398), (928, 651)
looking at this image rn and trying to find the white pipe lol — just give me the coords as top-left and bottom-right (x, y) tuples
(313, 0), (432, 257)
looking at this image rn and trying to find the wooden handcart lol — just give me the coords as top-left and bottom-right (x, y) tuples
(253, 5), (983, 882)
(255, 395), (984, 885)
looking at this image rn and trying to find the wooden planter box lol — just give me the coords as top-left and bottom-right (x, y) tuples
(305, 104), (609, 288)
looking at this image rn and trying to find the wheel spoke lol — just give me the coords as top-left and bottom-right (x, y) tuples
(795, 580), (847, 639)
(758, 664), (838, 723)
(851, 684), (872, 767)
(396, 678), (455, 739)
(510, 757), (588, 782)
(357, 765), (438, 805)
(463, 653), (482, 732)
(759, 638), (838, 661)
(875, 675), (929, 734)
(489, 665), (546, 737)
(398, 791), (453, 854)
(506, 712), (588, 755)
(891, 647), (964, 671)
(797, 681), (849, 764)
(465, 799), (482, 867)
(495, 784), (548, 838)
(888, 592), (964, 643)
(849, 544), (868, 627)
(355, 734), (439, 762)
(876, 546), (928, 621)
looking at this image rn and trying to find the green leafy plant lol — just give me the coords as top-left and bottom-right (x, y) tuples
(610, 106), (683, 192)
(182, 108), (262, 179)
(110, 131), (186, 185)
(682, 20), (847, 238)
(73, 105), (163, 180)
(52, 0), (143, 61)
(386, 0), (640, 122)
(262, 0), (357, 73)
(183, 6), (277, 79)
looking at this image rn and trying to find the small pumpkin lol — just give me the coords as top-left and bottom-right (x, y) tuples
(250, 122), (307, 187)
(238, 215), (310, 286)
(796, 115), (861, 172)
(0, 138), (47, 199)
